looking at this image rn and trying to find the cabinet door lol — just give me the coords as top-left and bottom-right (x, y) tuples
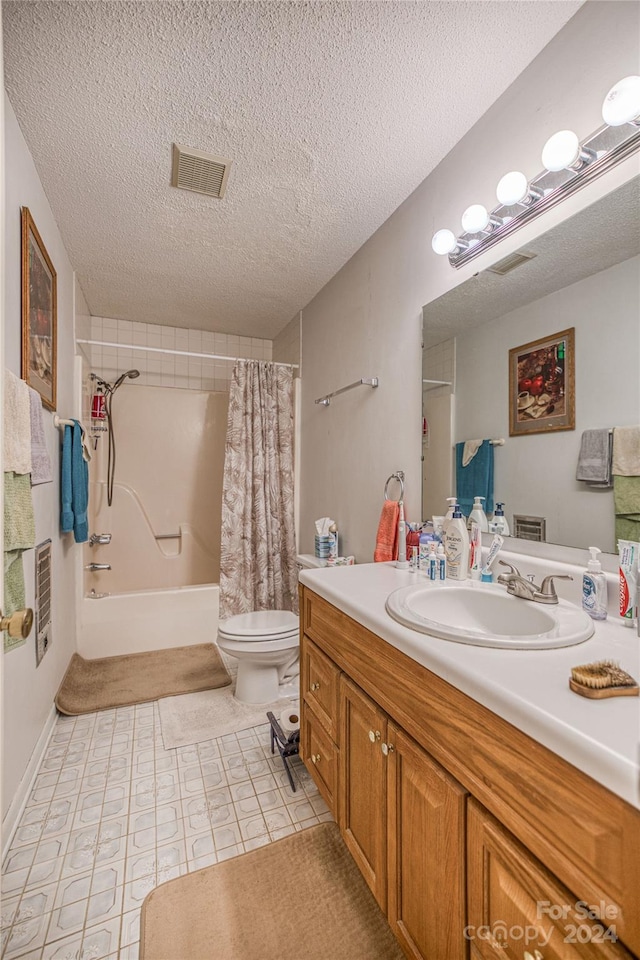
(339, 675), (387, 910)
(387, 723), (467, 960)
(467, 799), (631, 959)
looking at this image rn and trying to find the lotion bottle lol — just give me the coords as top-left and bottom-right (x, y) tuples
(443, 504), (469, 581)
(468, 496), (489, 533)
(442, 498), (457, 535)
(582, 546), (608, 621)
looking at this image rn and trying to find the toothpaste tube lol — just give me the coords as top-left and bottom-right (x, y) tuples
(618, 539), (639, 626)
(481, 534), (504, 580)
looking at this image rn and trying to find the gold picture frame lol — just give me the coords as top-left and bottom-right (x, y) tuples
(509, 327), (575, 437)
(21, 207), (57, 410)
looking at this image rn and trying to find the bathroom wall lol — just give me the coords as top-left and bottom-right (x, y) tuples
(273, 313), (302, 373)
(299, 2), (640, 562)
(2, 95), (81, 826)
(455, 255), (640, 552)
(87, 316), (271, 392)
(86, 384), (228, 593)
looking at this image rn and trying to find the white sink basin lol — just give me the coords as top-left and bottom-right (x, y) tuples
(385, 581), (595, 649)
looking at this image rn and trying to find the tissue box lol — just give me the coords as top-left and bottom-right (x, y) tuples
(314, 535), (333, 558)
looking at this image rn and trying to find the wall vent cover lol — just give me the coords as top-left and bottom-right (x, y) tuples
(486, 251), (537, 276)
(35, 539), (52, 666)
(512, 514), (546, 543)
(171, 143), (232, 199)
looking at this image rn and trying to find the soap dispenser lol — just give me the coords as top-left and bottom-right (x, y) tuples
(468, 496), (488, 533)
(489, 503), (510, 536)
(443, 503), (469, 581)
(582, 546), (608, 621)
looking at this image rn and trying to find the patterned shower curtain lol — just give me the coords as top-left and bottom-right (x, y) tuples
(219, 360), (298, 620)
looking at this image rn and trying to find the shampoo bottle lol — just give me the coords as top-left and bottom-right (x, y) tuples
(443, 504), (470, 581)
(582, 547), (608, 621)
(468, 496), (488, 533)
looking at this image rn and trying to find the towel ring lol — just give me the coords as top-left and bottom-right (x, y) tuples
(384, 471), (405, 502)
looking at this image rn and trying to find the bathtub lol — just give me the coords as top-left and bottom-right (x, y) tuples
(78, 583), (220, 659)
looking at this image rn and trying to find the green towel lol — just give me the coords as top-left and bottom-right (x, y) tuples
(613, 475), (640, 546)
(3, 471), (35, 652)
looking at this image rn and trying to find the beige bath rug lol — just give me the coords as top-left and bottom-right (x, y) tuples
(140, 822), (403, 960)
(157, 686), (297, 749)
(55, 644), (231, 715)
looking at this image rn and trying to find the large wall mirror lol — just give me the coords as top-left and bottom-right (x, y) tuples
(422, 175), (640, 555)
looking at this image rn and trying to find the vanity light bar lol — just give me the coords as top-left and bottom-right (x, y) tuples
(432, 75), (640, 269)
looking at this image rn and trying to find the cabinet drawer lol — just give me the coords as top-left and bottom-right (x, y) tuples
(301, 636), (340, 739)
(301, 700), (338, 814)
(467, 799), (632, 959)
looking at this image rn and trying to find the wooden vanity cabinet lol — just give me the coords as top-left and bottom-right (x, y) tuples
(300, 585), (640, 959)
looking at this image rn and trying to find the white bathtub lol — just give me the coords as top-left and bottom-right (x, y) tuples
(78, 584), (219, 659)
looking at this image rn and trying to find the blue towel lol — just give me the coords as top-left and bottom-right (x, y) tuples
(61, 425), (74, 532)
(456, 440), (494, 517)
(60, 421), (89, 543)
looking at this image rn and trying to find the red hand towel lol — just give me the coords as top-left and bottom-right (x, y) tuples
(374, 500), (399, 562)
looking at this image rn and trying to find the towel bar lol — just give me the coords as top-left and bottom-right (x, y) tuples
(314, 377), (378, 407)
(384, 471), (405, 502)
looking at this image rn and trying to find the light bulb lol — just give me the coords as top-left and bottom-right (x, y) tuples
(602, 75), (640, 126)
(496, 171), (529, 206)
(431, 229), (457, 255)
(541, 130), (581, 172)
(461, 204), (490, 234)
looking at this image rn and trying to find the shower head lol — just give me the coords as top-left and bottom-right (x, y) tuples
(111, 369), (141, 391)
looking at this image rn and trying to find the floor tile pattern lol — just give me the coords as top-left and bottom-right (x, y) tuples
(2, 703), (331, 960)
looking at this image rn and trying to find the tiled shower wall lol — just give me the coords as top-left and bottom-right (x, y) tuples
(423, 337), (456, 392)
(81, 317), (273, 392)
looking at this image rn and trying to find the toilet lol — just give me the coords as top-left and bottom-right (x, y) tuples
(217, 555), (324, 705)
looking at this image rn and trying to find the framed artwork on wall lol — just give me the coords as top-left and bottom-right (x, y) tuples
(21, 207), (57, 410)
(509, 327), (575, 437)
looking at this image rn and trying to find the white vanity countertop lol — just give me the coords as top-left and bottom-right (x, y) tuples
(299, 561), (640, 810)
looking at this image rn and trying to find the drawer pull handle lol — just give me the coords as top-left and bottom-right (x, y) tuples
(310, 682), (320, 692)
(381, 742), (395, 756)
(368, 730), (381, 743)
(311, 753), (321, 764)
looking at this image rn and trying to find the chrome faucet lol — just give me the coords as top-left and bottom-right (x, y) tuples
(89, 533), (112, 547)
(496, 561), (572, 604)
(85, 563), (112, 571)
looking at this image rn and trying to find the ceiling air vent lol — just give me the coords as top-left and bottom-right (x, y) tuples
(171, 143), (232, 199)
(486, 250), (537, 276)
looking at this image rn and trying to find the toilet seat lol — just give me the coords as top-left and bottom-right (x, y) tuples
(219, 610), (299, 643)
(220, 610), (299, 637)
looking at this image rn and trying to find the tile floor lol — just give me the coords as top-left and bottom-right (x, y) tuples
(1, 702), (332, 960)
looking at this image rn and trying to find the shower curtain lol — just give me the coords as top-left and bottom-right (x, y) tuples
(219, 360), (298, 619)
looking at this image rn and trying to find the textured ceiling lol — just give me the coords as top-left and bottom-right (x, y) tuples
(3, 1), (581, 338)
(422, 175), (640, 345)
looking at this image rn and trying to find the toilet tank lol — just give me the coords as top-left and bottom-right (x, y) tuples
(296, 554), (326, 572)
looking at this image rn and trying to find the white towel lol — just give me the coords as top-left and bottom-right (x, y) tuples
(4, 370), (32, 475)
(462, 439), (483, 468)
(612, 425), (640, 477)
(28, 386), (53, 484)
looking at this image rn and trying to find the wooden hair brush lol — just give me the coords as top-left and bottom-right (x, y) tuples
(569, 660), (639, 699)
